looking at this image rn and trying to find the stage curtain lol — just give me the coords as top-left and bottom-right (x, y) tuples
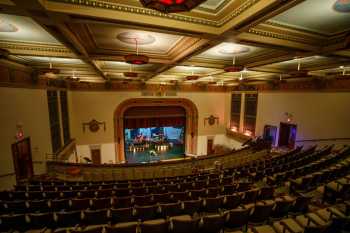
(124, 117), (186, 129)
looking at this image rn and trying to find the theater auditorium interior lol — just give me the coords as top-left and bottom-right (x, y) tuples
(1, 0), (350, 232)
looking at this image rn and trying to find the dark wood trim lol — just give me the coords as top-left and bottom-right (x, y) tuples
(0, 173), (16, 178)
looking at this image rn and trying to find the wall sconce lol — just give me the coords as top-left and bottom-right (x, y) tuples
(204, 115), (219, 126)
(284, 112), (293, 123)
(230, 126), (238, 132)
(83, 119), (106, 133)
(15, 122), (24, 141)
(244, 130), (252, 137)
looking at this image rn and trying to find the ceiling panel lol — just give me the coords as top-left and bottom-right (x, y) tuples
(0, 13), (61, 44)
(87, 25), (183, 54)
(269, 0), (350, 35)
(194, 42), (265, 61)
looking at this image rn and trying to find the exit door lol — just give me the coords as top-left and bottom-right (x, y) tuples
(207, 139), (214, 155)
(278, 122), (297, 149)
(11, 137), (33, 182)
(91, 149), (101, 165)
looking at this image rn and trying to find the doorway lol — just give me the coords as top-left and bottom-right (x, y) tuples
(207, 138), (214, 155)
(91, 148), (101, 165)
(263, 125), (278, 146)
(11, 137), (33, 182)
(278, 122), (297, 148)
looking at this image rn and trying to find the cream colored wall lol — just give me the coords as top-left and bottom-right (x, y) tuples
(0, 87), (52, 189)
(70, 91), (234, 161)
(255, 92), (350, 146)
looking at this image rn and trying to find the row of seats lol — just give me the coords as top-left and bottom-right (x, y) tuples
(2, 203), (348, 233)
(1, 145), (349, 233)
(1, 181), (254, 201)
(0, 193), (319, 233)
(0, 186), (274, 214)
(4, 145), (344, 204)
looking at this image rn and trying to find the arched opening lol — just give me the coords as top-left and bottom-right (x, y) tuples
(114, 98), (198, 162)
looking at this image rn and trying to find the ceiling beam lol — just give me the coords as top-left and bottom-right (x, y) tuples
(11, 0), (108, 80)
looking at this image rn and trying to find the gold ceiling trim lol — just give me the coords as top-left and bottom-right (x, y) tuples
(47, 0), (260, 28)
(0, 40), (74, 57)
(248, 28), (319, 46)
(265, 21), (328, 38)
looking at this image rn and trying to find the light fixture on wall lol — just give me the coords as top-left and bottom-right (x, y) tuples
(244, 130), (252, 137)
(15, 122), (24, 141)
(230, 126), (238, 132)
(139, 0), (207, 13)
(284, 112), (293, 123)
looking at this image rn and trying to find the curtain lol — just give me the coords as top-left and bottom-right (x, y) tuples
(124, 117), (185, 129)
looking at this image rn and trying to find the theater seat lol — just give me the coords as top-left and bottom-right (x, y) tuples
(224, 207), (249, 231)
(249, 225), (278, 233)
(198, 214), (225, 233)
(141, 219), (168, 233)
(70, 225), (104, 233)
(170, 215), (199, 233)
(105, 222), (138, 233)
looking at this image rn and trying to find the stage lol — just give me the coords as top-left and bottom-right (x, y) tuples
(125, 144), (185, 163)
(124, 126), (185, 164)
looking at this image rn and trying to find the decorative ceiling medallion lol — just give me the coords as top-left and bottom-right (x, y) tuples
(224, 65), (244, 72)
(0, 19), (18, 32)
(124, 54), (149, 65)
(117, 32), (156, 45)
(219, 45), (250, 55)
(333, 0), (350, 13)
(140, 0), (207, 13)
(123, 72), (139, 78)
(186, 75), (200, 80)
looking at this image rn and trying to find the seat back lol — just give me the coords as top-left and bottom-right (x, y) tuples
(224, 208), (249, 229)
(141, 219), (168, 233)
(56, 211), (82, 228)
(83, 209), (109, 225)
(199, 214), (224, 233)
(110, 207), (136, 223)
(250, 201), (275, 223)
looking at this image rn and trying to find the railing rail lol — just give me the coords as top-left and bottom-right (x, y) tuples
(296, 138), (350, 143)
(46, 139), (76, 161)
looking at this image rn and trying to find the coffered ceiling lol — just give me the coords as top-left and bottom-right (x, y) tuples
(0, 0), (349, 87)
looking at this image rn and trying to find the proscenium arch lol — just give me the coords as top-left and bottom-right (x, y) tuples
(114, 98), (199, 163)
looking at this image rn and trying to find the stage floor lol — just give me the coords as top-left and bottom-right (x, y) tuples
(125, 145), (185, 163)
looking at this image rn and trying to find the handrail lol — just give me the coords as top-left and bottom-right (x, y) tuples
(296, 138), (350, 143)
(46, 139), (76, 161)
(47, 147), (252, 168)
